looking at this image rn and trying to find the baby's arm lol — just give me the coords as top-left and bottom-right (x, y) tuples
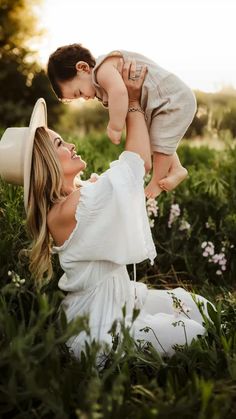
(96, 58), (128, 144)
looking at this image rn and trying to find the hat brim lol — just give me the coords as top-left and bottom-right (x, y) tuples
(24, 98), (47, 211)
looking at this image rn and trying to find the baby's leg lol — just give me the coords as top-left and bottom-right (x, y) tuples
(145, 152), (172, 198)
(145, 152), (188, 198)
(146, 74), (196, 198)
(159, 152), (188, 192)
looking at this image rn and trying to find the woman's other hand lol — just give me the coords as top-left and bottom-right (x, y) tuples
(122, 59), (151, 172)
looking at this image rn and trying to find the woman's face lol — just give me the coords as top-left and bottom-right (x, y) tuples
(47, 128), (86, 176)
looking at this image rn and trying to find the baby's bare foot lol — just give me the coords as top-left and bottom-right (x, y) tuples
(145, 178), (163, 199)
(159, 167), (188, 191)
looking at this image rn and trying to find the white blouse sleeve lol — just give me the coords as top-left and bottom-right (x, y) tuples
(55, 151), (156, 265)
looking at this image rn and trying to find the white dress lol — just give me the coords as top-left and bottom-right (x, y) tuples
(52, 151), (211, 359)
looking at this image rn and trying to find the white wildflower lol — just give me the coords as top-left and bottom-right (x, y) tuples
(168, 203), (181, 228)
(149, 219), (155, 228)
(202, 242), (227, 276)
(146, 197), (158, 229)
(179, 220), (191, 231)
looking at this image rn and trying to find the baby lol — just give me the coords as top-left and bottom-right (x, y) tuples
(47, 44), (197, 198)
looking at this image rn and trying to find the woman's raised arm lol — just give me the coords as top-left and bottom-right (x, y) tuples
(122, 61), (152, 172)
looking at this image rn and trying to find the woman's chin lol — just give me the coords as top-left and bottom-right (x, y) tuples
(76, 161), (87, 176)
(80, 160), (87, 170)
(72, 156), (87, 170)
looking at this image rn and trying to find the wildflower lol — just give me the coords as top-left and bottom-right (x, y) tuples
(141, 326), (151, 334)
(179, 220), (191, 231)
(172, 320), (188, 344)
(168, 203), (180, 228)
(206, 247), (214, 255)
(205, 218), (215, 230)
(149, 219), (155, 228)
(172, 319), (185, 327)
(139, 326), (167, 353)
(201, 241), (214, 257)
(146, 197), (158, 217)
(168, 292), (191, 319)
(201, 242), (227, 276)
(146, 197), (158, 229)
(8, 270), (26, 288)
(173, 301), (191, 318)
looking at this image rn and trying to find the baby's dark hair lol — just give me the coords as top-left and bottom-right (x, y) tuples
(47, 43), (96, 99)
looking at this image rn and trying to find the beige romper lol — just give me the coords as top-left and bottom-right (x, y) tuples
(92, 50), (197, 155)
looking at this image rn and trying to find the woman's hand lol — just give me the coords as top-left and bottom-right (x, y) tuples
(121, 59), (147, 105)
(122, 59), (151, 172)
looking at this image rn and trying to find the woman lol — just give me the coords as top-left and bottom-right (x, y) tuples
(0, 61), (212, 359)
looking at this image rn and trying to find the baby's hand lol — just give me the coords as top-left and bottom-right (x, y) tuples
(107, 125), (122, 145)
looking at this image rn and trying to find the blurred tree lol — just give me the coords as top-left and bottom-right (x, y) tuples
(184, 93), (208, 138)
(0, 0), (63, 128)
(220, 107), (236, 138)
(185, 90), (236, 140)
(56, 102), (109, 136)
(185, 113), (208, 138)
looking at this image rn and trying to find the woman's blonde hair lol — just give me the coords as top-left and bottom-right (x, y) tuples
(26, 127), (64, 285)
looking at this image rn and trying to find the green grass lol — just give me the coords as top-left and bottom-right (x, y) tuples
(0, 138), (236, 418)
(0, 278), (235, 418)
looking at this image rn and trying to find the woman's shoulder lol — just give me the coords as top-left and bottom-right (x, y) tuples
(49, 189), (81, 222)
(47, 189), (81, 247)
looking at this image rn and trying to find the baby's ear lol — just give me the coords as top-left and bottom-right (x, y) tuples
(76, 61), (90, 72)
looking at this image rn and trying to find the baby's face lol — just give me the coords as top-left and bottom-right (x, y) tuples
(59, 69), (96, 102)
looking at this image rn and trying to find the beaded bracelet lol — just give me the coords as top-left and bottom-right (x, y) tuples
(128, 107), (147, 120)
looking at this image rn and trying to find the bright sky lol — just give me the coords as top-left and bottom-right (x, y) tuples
(35, 0), (236, 92)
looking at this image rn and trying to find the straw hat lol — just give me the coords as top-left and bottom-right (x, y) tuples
(0, 98), (47, 211)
